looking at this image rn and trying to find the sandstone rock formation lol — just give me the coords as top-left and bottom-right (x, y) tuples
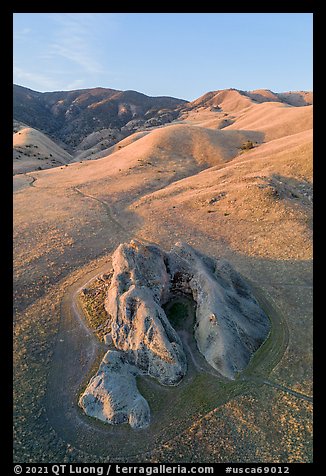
(79, 240), (270, 428)
(105, 241), (187, 386)
(79, 350), (150, 429)
(168, 243), (271, 378)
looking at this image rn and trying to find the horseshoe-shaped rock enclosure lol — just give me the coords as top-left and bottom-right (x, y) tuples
(79, 241), (270, 428)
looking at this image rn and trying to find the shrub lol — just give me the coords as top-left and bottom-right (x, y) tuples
(240, 140), (254, 151)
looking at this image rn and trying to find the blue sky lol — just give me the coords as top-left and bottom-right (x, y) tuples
(13, 13), (313, 101)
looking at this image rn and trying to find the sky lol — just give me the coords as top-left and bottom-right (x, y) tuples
(13, 13), (313, 101)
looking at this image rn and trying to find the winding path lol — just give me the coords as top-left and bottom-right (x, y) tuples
(74, 186), (156, 246)
(42, 181), (313, 458)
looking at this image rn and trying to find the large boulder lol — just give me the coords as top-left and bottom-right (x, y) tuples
(167, 243), (271, 379)
(79, 240), (270, 428)
(105, 241), (187, 385)
(79, 350), (150, 429)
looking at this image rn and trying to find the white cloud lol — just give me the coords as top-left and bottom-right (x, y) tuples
(13, 65), (61, 91)
(13, 13), (120, 91)
(46, 13), (107, 75)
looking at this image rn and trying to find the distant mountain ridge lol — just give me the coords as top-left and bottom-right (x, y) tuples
(13, 84), (188, 149)
(187, 88), (313, 111)
(13, 85), (313, 152)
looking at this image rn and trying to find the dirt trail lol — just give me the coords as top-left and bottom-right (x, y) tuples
(13, 173), (37, 192)
(74, 186), (157, 246)
(44, 253), (311, 459)
(40, 174), (312, 458)
(260, 378), (313, 402)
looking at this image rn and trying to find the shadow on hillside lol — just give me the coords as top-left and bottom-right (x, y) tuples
(259, 173), (313, 204)
(218, 128), (265, 145)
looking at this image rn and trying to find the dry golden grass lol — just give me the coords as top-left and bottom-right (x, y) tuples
(225, 102), (312, 141)
(13, 127), (72, 174)
(13, 93), (313, 462)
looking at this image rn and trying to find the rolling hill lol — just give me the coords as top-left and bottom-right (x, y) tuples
(13, 126), (72, 174)
(13, 85), (313, 462)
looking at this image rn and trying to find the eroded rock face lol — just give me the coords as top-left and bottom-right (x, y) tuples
(105, 242), (187, 385)
(79, 350), (150, 429)
(79, 240), (270, 428)
(167, 243), (271, 378)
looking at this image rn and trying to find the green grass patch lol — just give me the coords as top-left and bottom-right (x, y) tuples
(78, 273), (112, 341)
(165, 302), (188, 329)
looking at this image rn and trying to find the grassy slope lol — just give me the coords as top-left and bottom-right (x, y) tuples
(13, 95), (313, 462)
